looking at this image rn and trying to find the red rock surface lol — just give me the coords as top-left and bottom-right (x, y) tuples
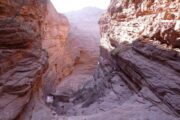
(42, 1), (74, 96)
(16, 1), (77, 120)
(0, 0), (48, 119)
(1, 0), (180, 120)
(100, 0), (180, 47)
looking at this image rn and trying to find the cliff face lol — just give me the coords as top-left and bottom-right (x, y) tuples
(0, 0), (73, 120)
(100, 0), (180, 47)
(0, 1), (101, 119)
(1, 0), (180, 120)
(98, 0), (180, 117)
(0, 0), (48, 119)
(42, 1), (74, 96)
(60, 0), (180, 119)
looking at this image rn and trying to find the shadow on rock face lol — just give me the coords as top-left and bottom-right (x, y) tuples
(54, 38), (180, 117)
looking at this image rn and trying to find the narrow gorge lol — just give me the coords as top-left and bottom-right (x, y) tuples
(0, 0), (180, 120)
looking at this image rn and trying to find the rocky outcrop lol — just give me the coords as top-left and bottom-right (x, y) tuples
(0, 0), (48, 119)
(42, 1), (74, 96)
(55, 0), (180, 119)
(97, 0), (180, 118)
(100, 0), (180, 47)
(1, 0), (180, 120)
(0, 1), (101, 119)
(16, 1), (77, 120)
(0, 0), (74, 119)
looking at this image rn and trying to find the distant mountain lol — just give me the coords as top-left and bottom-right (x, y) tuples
(65, 7), (103, 18)
(65, 7), (105, 52)
(65, 7), (104, 33)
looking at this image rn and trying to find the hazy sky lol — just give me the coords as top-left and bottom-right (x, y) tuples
(50, 0), (110, 13)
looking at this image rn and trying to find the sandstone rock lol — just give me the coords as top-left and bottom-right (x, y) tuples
(100, 0), (180, 46)
(97, 0), (180, 119)
(1, 0), (180, 119)
(17, 1), (75, 120)
(0, 0), (48, 119)
(54, 0), (179, 119)
(42, 0), (74, 96)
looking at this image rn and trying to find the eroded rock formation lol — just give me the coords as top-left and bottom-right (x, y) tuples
(42, 1), (74, 96)
(99, 0), (180, 117)
(0, 0), (102, 119)
(0, 0), (48, 119)
(56, 0), (180, 119)
(0, 0), (180, 120)
(0, 0), (74, 119)
(68, 0), (180, 119)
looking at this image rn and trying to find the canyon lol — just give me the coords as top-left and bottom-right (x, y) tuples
(0, 0), (180, 120)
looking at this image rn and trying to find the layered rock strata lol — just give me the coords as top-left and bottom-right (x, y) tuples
(0, 0), (74, 119)
(0, 0), (48, 119)
(95, 0), (180, 118)
(1, 0), (180, 120)
(42, 1), (73, 96)
(60, 0), (180, 119)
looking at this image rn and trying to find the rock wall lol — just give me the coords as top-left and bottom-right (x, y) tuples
(1, 0), (180, 120)
(0, 0), (74, 119)
(98, 0), (180, 117)
(53, 7), (102, 96)
(42, 1), (74, 96)
(0, 0), (48, 119)
(49, 1), (179, 120)
(100, 0), (180, 47)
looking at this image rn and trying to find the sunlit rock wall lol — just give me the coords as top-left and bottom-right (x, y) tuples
(42, 1), (74, 95)
(99, 0), (180, 117)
